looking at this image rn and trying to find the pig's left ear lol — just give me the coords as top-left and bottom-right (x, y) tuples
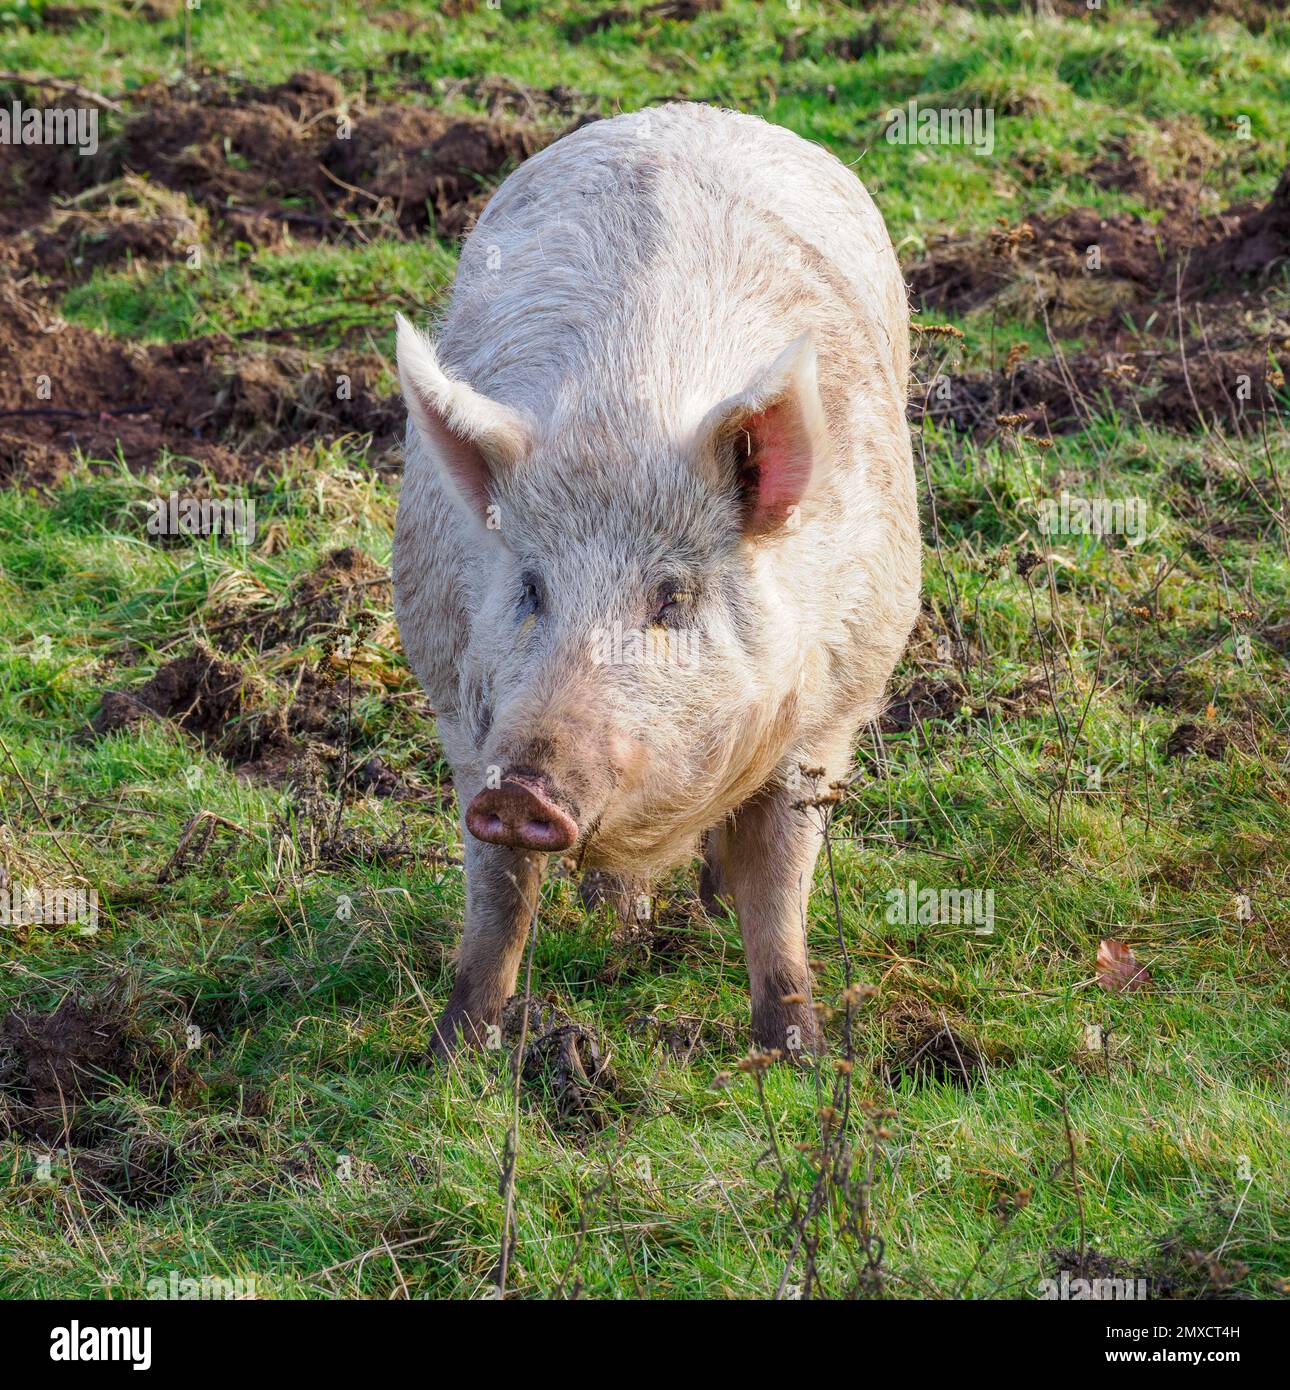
(396, 312), (532, 525)
(695, 333), (831, 538)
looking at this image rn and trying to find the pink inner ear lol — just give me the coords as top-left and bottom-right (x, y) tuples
(743, 398), (815, 534)
(419, 401), (495, 519)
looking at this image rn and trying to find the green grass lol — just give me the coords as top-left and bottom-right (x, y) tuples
(2, 423), (1286, 1299)
(61, 239), (455, 351)
(4, 0), (1288, 241)
(1, 0), (1288, 1300)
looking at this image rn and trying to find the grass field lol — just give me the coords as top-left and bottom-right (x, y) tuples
(0, 0), (1288, 1300)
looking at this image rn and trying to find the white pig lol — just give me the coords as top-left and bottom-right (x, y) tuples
(393, 103), (920, 1057)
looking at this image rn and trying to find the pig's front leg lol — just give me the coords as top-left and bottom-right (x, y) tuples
(712, 779), (832, 1059)
(430, 836), (545, 1057)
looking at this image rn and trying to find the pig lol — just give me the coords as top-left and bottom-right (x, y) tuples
(393, 102), (920, 1059)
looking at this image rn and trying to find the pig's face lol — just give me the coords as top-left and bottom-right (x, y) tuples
(457, 448), (759, 858)
(396, 315), (830, 860)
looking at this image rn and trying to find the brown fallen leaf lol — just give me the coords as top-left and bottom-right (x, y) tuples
(1097, 939), (1152, 993)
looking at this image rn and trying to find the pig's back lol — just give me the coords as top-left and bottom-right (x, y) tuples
(620, 105), (907, 382)
(447, 104), (909, 404)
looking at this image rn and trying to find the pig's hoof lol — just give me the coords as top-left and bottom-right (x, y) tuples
(427, 1008), (495, 1062)
(426, 1028), (460, 1065)
(759, 1038), (823, 1067)
(751, 1008), (821, 1063)
(579, 869), (647, 924)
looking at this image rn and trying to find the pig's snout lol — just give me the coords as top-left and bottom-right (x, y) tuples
(465, 774), (579, 852)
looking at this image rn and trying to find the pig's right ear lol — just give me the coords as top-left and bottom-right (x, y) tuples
(396, 313), (531, 526)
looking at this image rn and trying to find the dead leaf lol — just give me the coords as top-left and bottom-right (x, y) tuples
(1097, 939), (1152, 993)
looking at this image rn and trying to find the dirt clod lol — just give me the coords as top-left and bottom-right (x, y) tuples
(0, 991), (191, 1147)
(57, 1137), (184, 1208)
(880, 676), (968, 733)
(1049, 1241), (1252, 1300)
(882, 1002), (989, 1088)
(324, 107), (540, 240)
(2, 997), (132, 1121)
(502, 995), (617, 1128)
(1164, 721), (1228, 760)
(93, 647), (255, 745)
(216, 547), (391, 655)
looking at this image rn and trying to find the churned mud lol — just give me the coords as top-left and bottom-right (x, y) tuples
(91, 642), (367, 790)
(909, 163), (1288, 440)
(2, 67), (1281, 484)
(88, 545), (434, 803)
(2, 69), (546, 252)
(2, 995), (139, 1128)
(0, 990), (196, 1204)
(0, 270), (403, 485)
(909, 169), (1290, 323)
(0, 69), (566, 485)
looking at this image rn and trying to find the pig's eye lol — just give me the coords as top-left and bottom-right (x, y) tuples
(519, 571), (545, 616)
(650, 583), (693, 628)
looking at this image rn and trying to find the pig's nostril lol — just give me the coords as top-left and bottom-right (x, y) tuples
(521, 817), (563, 849)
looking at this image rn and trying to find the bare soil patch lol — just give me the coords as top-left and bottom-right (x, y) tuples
(879, 673), (1052, 734)
(909, 165), (1289, 440)
(0, 69), (556, 480)
(0, 989), (206, 1207)
(323, 106), (539, 240)
(29, 176), (206, 276)
(1163, 721), (1229, 761)
(0, 992), (193, 1141)
(91, 646), (259, 747)
(913, 332), (1282, 441)
(880, 675), (968, 734)
(1, 70), (547, 254)
(0, 270), (401, 485)
(91, 643), (360, 786)
(909, 166), (1290, 331)
(85, 542), (433, 805)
